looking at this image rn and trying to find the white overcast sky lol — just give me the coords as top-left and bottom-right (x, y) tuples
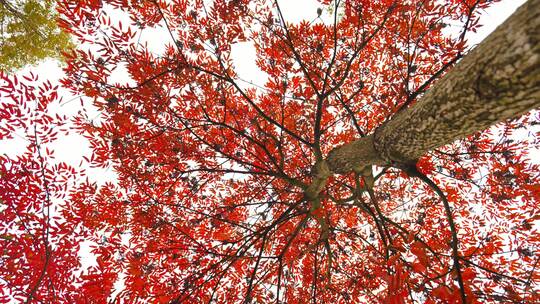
(0, 0), (529, 176)
(0, 0), (532, 299)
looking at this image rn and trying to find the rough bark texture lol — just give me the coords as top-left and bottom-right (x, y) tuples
(326, 0), (540, 174)
(325, 135), (385, 174)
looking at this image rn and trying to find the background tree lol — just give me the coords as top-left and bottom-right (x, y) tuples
(1, 0), (539, 303)
(0, 0), (72, 71)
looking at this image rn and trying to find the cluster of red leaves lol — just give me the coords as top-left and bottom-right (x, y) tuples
(1, 0), (539, 303)
(0, 71), (85, 302)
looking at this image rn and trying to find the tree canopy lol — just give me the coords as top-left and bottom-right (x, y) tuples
(0, 0), (539, 303)
(0, 0), (72, 71)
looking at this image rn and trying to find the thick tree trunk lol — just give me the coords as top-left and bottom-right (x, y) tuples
(326, 0), (540, 174)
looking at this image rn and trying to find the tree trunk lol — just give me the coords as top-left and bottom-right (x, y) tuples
(326, 0), (540, 174)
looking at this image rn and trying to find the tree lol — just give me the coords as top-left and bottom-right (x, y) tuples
(0, 0), (72, 71)
(1, 0), (539, 303)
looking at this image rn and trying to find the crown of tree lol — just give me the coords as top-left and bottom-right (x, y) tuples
(0, 0), (539, 303)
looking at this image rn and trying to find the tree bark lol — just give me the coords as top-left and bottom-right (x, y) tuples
(326, 0), (540, 174)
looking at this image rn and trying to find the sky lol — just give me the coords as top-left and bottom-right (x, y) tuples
(0, 0), (532, 297)
(0, 0), (528, 171)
